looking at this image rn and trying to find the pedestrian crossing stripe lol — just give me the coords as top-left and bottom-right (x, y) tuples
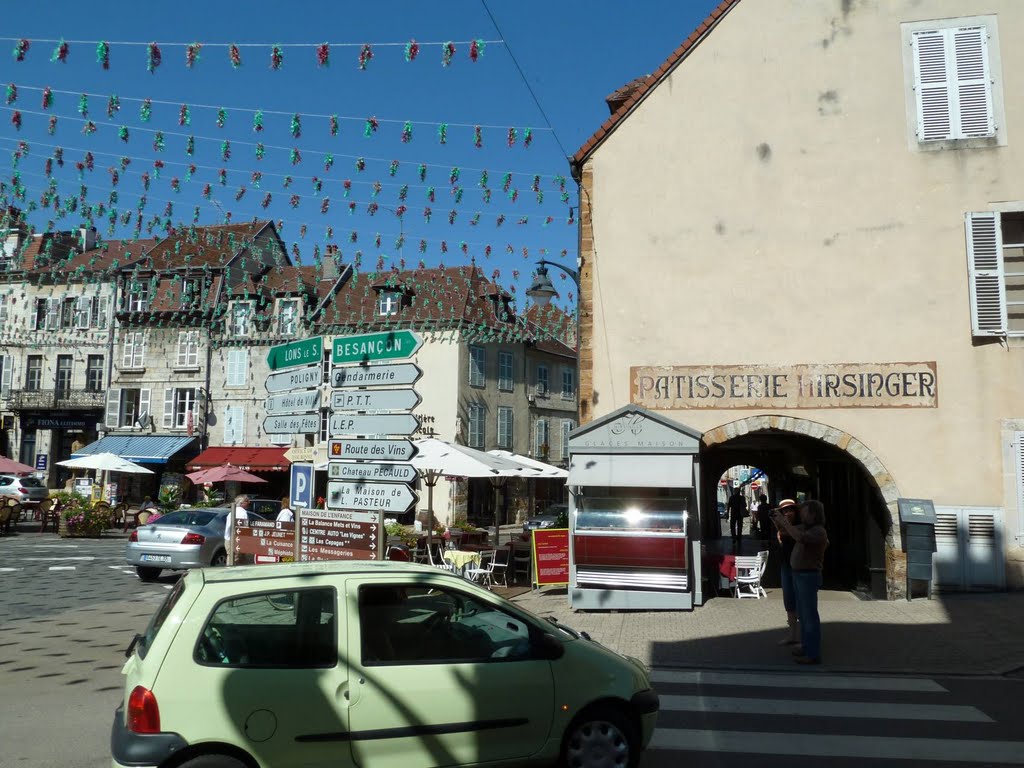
(659, 694), (992, 722)
(649, 729), (1024, 764)
(48, 566), (76, 571)
(651, 669), (947, 692)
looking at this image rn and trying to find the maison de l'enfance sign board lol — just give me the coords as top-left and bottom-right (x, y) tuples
(631, 363), (938, 409)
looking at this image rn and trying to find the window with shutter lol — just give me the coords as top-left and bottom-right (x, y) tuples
(163, 388), (174, 429)
(905, 18), (1003, 150)
(965, 212), (1006, 336)
(497, 406), (513, 449)
(45, 298), (59, 330)
(176, 331), (199, 367)
(0, 355), (11, 399)
(0, 295), (7, 325)
(93, 295), (109, 329)
(139, 389), (151, 424)
(468, 403), (485, 448)
(226, 348), (248, 386)
(74, 296), (92, 329)
(469, 346), (485, 387)
(224, 405), (245, 444)
(105, 389), (120, 428)
(498, 352), (513, 391)
(560, 419), (574, 461)
(535, 418), (549, 458)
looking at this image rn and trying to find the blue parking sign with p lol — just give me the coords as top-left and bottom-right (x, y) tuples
(290, 463), (314, 510)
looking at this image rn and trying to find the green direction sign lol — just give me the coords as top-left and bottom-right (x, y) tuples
(332, 330), (423, 365)
(267, 336), (323, 371)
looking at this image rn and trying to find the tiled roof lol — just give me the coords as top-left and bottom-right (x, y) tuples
(571, 0), (741, 171)
(226, 264), (321, 298)
(605, 75), (654, 113)
(15, 232), (79, 272)
(525, 304), (576, 357)
(63, 239), (157, 274)
(136, 221), (275, 271)
(317, 266), (516, 332)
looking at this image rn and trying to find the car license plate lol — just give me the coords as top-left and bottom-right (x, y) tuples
(140, 555), (172, 563)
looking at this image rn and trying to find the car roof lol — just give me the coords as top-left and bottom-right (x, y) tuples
(201, 560), (448, 584)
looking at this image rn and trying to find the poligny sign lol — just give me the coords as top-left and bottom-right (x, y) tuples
(631, 362), (939, 410)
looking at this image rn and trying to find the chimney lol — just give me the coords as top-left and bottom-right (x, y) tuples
(321, 244), (339, 281)
(79, 226), (97, 252)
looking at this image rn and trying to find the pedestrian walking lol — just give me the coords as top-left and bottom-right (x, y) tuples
(727, 488), (747, 548)
(276, 497), (294, 523)
(772, 499), (800, 646)
(755, 493), (771, 542)
(773, 500), (829, 665)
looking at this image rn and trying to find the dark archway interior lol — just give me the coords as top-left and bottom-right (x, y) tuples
(702, 429), (891, 595)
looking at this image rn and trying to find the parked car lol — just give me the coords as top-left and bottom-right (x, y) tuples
(523, 502), (568, 533)
(125, 507), (234, 581)
(112, 561), (659, 768)
(249, 497), (283, 519)
(0, 474), (49, 506)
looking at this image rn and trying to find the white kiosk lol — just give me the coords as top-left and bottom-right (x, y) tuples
(567, 405), (702, 611)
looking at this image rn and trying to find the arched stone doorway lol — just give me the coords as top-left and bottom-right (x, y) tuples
(701, 415), (905, 599)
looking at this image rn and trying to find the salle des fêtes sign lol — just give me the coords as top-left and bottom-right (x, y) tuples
(631, 362), (937, 409)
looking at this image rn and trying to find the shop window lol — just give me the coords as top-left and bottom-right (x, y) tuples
(196, 588), (336, 668)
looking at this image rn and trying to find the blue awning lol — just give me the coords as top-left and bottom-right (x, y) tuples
(71, 435), (196, 465)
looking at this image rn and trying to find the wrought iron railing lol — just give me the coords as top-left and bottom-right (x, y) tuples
(8, 388), (106, 410)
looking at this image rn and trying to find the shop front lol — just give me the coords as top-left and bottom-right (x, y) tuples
(188, 446), (291, 503)
(70, 434), (197, 503)
(567, 405), (703, 611)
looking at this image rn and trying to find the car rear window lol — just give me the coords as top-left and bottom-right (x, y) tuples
(154, 510), (220, 527)
(18, 477), (45, 488)
(138, 578), (187, 660)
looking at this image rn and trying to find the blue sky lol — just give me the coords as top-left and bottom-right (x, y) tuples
(0, 0), (721, 307)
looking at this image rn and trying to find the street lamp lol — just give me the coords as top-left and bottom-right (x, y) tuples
(526, 259), (580, 307)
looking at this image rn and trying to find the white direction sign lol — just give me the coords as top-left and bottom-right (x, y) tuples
(330, 388), (420, 412)
(265, 390), (321, 415)
(328, 438), (418, 461)
(299, 508), (378, 524)
(265, 365), (322, 393)
(327, 480), (418, 513)
(329, 413), (420, 437)
(264, 413), (320, 435)
(328, 461), (418, 482)
(331, 363), (423, 388)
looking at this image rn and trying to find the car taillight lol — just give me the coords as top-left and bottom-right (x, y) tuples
(16, 487), (27, 494)
(129, 531), (138, 542)
(181, 532), (205, 545)
(127, 686), (160, 734)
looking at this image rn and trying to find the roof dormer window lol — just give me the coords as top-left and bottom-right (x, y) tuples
(378, 291), (402, 317)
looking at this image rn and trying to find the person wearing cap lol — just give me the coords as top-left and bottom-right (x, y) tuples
(772, 500), (829, 665)
(772, 499), (801, 646)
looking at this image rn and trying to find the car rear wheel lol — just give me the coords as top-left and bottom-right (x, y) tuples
(136, 566), (161, 581)
(210, 549), (227, 567)
(561, 705), (638, 768)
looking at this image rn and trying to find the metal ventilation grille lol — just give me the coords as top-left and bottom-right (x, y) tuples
(934, 511), (958, 538)
(968, 514), (995, 540)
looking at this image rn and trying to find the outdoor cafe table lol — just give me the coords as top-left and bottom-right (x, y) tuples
(443, 549), (481, 577)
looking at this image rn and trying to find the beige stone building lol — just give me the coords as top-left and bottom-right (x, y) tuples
(571, 0), (1024, 597)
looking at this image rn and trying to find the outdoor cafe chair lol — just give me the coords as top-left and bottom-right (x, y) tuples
(37, 499), (58, 534)
(489, 546), (511, 587)
(464, 549), (496, 589)
(4, 501), (22, 535)
(512, 543), (532, 585)
(733, 551), (768, 599)
(0, 506), (10, 536)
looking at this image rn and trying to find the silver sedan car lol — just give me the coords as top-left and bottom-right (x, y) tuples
(126, 507), (234, 581)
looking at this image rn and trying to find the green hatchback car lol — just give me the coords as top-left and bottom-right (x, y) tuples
(111, 561), (659, 768)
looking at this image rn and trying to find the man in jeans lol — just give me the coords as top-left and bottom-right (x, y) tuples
(727, 488), (747, 548)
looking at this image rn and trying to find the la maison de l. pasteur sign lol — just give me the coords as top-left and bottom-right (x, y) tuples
(631, 362), (938, 409)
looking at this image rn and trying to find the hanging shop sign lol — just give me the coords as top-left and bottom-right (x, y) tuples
(631, 362), (938, 410)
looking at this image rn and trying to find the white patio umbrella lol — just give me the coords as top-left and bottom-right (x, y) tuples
(487, 450), (569, 478)
(57, 452), (154, 474)
(57, 453), (154, 504)
(411, 439), (540, 547)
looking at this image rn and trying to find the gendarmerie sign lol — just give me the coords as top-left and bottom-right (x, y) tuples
(631, 363), (938, 409)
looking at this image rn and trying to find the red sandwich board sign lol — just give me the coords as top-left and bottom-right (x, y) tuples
(532, 528), (570, 587)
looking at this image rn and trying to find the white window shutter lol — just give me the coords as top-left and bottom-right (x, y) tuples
(0, 296), (7, 325)
(29, 300), (38, 330)
(105, 389), (120, 428)
(1015, 433), (1024, 539)
(189, 332), (199, 366)
(965, 212), (1006, 335)
(235, 406), (245, 443)
(176, 332), (187, 367)
(912, 29), (953, 142)
(136, 332), (146, 367)
(163, 388), (174, 429)
(0, 355), (11, 398)
(96, 295), (109, 329)
(140, 389), (151, 423)
(75, 296), (91, 329)
(45, 298), (59, 330)
(121, 333), (135, 367)
(227, 348), (247, 385)
(953, 27), (994, 139)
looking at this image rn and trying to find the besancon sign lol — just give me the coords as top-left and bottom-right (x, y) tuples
(332, 330), (422, 365)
